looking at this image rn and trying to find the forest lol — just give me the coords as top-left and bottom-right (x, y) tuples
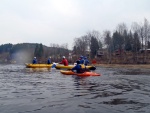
(72, 18), (150, 64)
(0, 43), (69, 63)
(0, 18), (150, 64)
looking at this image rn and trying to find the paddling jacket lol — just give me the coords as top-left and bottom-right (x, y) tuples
(32, 59), (37, 64)
(79, 58), (84, 64)
(47, 58), (51, 64)
(84, 59), (89, 66)
(60, 58), (68, 66)
(72, 64), (83, 73)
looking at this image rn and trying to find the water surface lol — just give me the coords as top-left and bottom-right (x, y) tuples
(0, 64), (150, 113)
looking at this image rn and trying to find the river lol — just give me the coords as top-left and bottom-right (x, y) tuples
(0, 64), (150, 113)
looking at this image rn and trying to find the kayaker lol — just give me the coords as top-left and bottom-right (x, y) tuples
(59, 56), (68, 66)
(79, 55), (84, 64)
(92, 59), (97, 64)
(47, 56), (51, 64)
(52, 62), (57, 68)
(71, 60), (84, 73)
(84, 57), (89, 66)
(32, 57), (37, 64)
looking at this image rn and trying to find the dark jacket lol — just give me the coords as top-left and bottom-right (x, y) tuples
(47, 58), (51, 64)
(72, 64), (82, 73)
(32, 59), (37, 64)
(79, 58), (84, 64)
(84, 59), (89, 66)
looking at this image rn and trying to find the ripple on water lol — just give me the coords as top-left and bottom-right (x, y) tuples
(0, 65), (150, 113)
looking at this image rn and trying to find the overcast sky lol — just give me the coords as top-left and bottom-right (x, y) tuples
(0, 0), (150, 49)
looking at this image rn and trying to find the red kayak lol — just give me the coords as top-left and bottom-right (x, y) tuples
(60, 70), (100, 76)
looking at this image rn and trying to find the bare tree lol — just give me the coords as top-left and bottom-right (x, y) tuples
(87, 30), (102, 58)
(87, 30), (102, 45)
(142, 19), (150, 62)
(131, 19), (150, 63)
(60, 43), (68, 50)
(116, 23), (128, 35)
(73, 35), (89, 56)
(131, 22), (140, 32)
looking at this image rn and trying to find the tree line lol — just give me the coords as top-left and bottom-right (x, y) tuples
(0, 18), (150, 64)
(72, 18), (150, 64)
(0, 43), (69, 63)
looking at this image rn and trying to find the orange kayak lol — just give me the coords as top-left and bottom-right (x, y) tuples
(60, 70), (100, 76)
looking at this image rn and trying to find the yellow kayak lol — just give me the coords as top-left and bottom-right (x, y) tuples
(25, 63), (53, 68)
(60, 70), (75, 75)
(56, 64), (96, 70)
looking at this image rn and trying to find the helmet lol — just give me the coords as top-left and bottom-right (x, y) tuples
(80, 55), (83, 58)
(84, 57), (87, 59)
(49, 56), (51, 58)
(34, 57), (36, 59)
(62, 56), (65, 58)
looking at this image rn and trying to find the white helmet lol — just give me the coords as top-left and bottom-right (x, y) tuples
(62, 56), (65, 58)
(34, 57), (36, 59)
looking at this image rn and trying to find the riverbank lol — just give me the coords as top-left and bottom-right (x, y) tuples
(95, 64), (150, 69)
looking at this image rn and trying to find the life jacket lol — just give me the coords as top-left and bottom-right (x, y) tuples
(61, 59), (68, 66)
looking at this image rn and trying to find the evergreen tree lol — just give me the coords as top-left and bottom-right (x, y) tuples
(34, 43), (44, 58)
(34, 44), (39, 57)
(0, 43), (13, 53)
(133, 32), (141, 52)
(112, 31), (124, 51)
(90, 36), (99, 58)
(124, 31), (132, 51)
(39, 43), (44, 57)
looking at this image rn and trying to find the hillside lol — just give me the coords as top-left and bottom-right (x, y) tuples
(0, 43), (70, 64)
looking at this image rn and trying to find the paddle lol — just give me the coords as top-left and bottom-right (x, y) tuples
(89, 66), (96, 70)
(81, 64), (96, 70)
(89, 59), (97, 70)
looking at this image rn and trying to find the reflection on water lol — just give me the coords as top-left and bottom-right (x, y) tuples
(0, 64), (150, 113)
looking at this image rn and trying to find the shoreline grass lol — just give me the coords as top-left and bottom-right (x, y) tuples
(94, 64), (150, 69)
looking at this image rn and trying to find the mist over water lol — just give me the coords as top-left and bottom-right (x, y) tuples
(11, 50), (33, 63)
(0, 64), (150, 113)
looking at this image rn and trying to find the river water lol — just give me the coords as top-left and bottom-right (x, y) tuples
(0, 64), (150, 113)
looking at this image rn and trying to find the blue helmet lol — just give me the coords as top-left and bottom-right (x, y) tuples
(80, 55), (83, 58)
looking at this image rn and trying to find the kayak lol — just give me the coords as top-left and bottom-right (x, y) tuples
(60, 70), (75, 75)
(56, 64), (96, 70)
(25, 63), (53, 68)
(60, 70), (100, 76)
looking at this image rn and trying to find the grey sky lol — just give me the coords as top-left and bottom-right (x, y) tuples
(0, 0), (150, 49)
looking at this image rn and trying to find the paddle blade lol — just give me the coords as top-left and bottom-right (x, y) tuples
(89, 66), (96, 70)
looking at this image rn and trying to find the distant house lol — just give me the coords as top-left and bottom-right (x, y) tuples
(139, 49), (150, 53)
(115, 49), (124, 55)
(97, 49), (104, 57)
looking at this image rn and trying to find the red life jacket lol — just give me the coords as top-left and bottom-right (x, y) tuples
(61, 59), (68, 66)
